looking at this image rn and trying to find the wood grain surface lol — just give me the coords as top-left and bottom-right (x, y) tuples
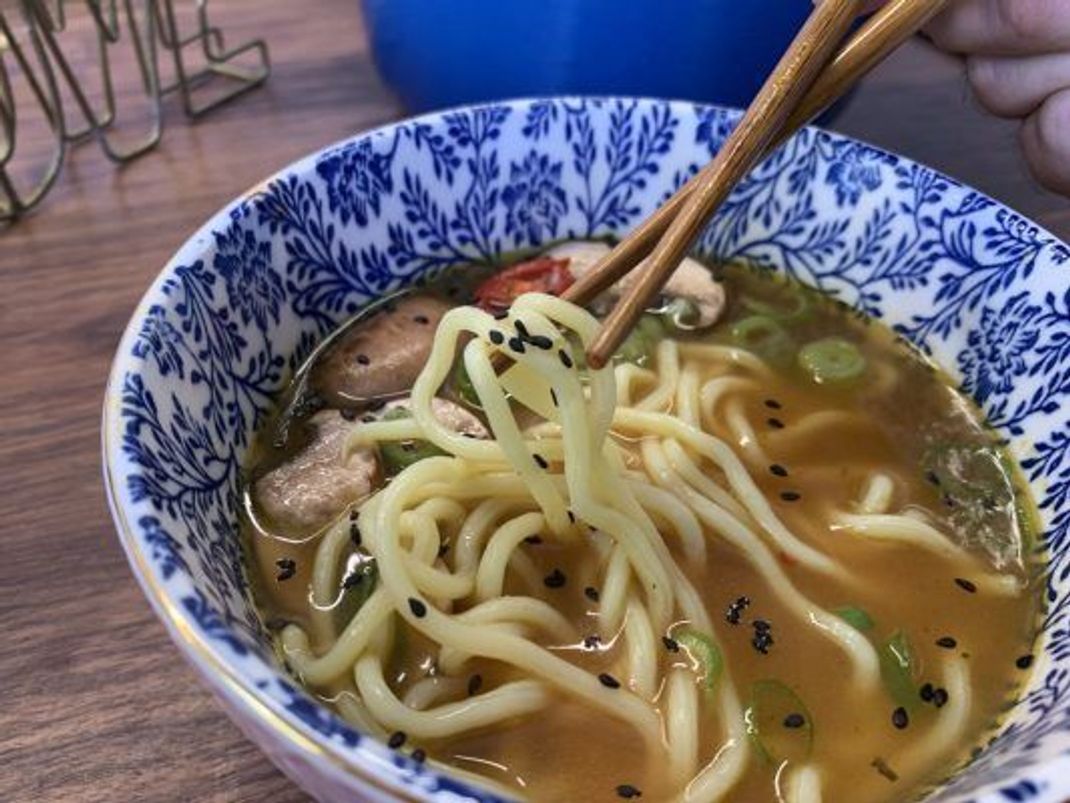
(1, 2), (1066, 802)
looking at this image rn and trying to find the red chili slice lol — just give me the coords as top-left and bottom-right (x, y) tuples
(474, 256), (574, 312)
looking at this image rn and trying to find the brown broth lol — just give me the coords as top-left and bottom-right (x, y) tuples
(243, 261), (1042, 802)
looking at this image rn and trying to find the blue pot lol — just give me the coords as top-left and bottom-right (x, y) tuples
(360, 0), (813, 113)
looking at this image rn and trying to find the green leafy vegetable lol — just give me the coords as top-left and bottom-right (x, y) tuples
(661, 297), (702, 332)
(797, 337), (866, 384)
(453, 359), (481, 408)
(729, 315), (795, 365)
(923, 441), (1026, 567)
(676, 629), (724, 692)
(879, 630), (919, 712)
(615, 314), (665, 366)
(745, 679), (814, 764)
(332, 559), (378, 631)
(834, 605), (875, 632)
(379, 407), (446, 475)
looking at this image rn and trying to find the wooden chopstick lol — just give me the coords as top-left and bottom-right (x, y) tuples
(583, 0), (864, 367)
(570, 0), (944, 367)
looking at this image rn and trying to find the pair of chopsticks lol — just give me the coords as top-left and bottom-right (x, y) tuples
(567, 0), (947, 369)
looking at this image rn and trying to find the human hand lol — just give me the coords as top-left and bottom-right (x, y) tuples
(925, 0), (1070, 195)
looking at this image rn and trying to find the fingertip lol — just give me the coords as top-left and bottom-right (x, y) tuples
(965, 57), (1026, 118)
(1018, 89), (1070, 196)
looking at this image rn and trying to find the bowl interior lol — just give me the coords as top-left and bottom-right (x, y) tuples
(105, 97), (1070, 802)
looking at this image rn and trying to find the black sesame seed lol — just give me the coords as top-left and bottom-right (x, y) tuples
(408, 598), (427, 618)
(493, 310), (509, 320)
(350, 523), (362, 546)
(509, 336), (526, 353)
(567, 510), (576, 523)
(413, 314), (429, 325)
(529, 334), (554, 350)
(753, 619), (771, 632)
(411, 748), (426, 764)
(764, 399), (782, 410)
(752, 628), (774, 655)
(533, 453), (549, 469)
(936, 636), (958, 649)
(467, 674), (483, 696)
(1016, 654), (1034, 670)
(932, 688), (949, 708)
(489, 330), (505, 345)
(767, 417), (785, 429)
(783, 713), (806, 729)
(544, 568), (566, 588)
(725, 596), (750, 625)
(892, 707), (909, 729)
(616, 784), (642, 799)
(340, 407), (358, 421)
(584, 635), (601, 650)
(356, 354), (370, 366)
(662, 636), (680, 653)
(584, 586), (600, 602)
(920, 682), (934, 702)
(954, 578), (978, 593)
(349, 508), (360, 521)
(524, 535), (543, 545)
(388, 731), (407, 749)
(514, 320), (530, 338)
(599, 673), (621, 689)
(559, 349), (573, 368)
(275, 558), (296, 582)
(779, 491), (802, 502)
(925, 470), (941, 486)
(769, 464), (789, 477)
(550, 388), (558, 406)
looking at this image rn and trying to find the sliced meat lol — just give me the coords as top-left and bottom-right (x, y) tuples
(255, 399), (487, 534)
(633, 256), (726, 328)
(546, 239), (726, 327)
(384, 397), (489, 439)
(313, 293), (453, 403)
(255, 410), (378, 534)
(545, 240), (611, 276)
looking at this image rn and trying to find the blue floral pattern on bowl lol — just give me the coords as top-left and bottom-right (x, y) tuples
(103, 97), (1070, 803)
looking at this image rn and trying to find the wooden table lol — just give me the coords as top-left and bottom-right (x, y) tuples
(2, 2), (1066, 801)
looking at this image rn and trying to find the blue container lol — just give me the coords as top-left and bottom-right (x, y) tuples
(361, 1), (813, 113)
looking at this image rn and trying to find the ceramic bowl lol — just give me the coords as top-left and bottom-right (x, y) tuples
(103, 97), (1070, 802)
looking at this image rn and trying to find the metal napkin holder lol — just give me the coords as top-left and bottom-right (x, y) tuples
(0, 0), (270, 222)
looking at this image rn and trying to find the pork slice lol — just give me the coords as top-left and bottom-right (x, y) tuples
(255, 410), (377, 534)
(255, 399), (487, 533)
(546, 239), (726, 327)
(313, 293), (453, 403)
(384, 397), (489, 439)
